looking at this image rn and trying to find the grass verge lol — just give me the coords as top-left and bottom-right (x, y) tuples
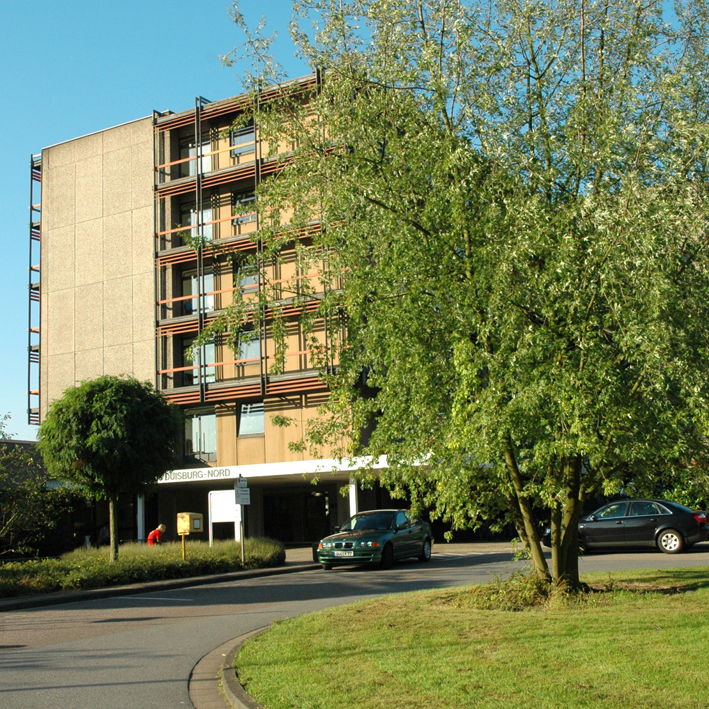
(237, 567), (709, 709)
(0, 537), (285, 598)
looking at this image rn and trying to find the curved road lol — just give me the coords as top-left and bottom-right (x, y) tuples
(1, 542), (708, 709)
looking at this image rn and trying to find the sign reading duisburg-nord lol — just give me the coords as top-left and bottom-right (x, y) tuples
(159, 467), (236, 483)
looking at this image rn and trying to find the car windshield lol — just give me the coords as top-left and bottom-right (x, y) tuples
(342, 512), (396, 531)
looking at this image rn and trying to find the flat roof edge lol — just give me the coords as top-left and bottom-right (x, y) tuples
(41, 115), (152, 152)
(154, 72), (318, 126)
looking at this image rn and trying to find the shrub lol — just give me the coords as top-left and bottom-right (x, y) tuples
(0, 537), (285, 598)
(461, 571), (577, 611)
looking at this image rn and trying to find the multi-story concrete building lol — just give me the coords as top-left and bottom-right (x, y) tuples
(27, 76), (390, 545)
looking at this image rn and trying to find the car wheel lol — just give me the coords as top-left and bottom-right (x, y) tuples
(379, 543), (394, 570)
(322, 563), (333, 570)
(418, 538), (432, 562)
(657, 529), (685, 554)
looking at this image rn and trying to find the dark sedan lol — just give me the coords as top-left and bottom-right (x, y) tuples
(542, 499), (708, 553)
(317, 509), (433, 569)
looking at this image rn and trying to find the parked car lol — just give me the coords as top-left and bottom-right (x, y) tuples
(317, 509), (433, 569)
(542, 499), (708, 553)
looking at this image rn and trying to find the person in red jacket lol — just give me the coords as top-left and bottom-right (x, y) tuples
(147, 524), (166, 546)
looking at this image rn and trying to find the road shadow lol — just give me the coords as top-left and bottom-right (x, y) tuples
(41, 551), (523, 613)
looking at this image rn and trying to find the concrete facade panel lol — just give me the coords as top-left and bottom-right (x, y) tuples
(104, 344), (134, 378)
(74, 283), (104, 352)
(131, 140), (154, 210)
(74, 132), (103, 162)
(46, 353), (75, 409)
(102, 146), (132, 217)
(131, 118), (152, 146)
(103, 213), (132, 280)
(46, 288), (75, 356)
(43, 165), (75, 230)
(132, 271), (155, 343)
(75, 155), (103, 223)
(74, 348), (105, 384)
(102, 123), (134, 154)
(44, 141), (76, 169)
(40, 279), (49, 417)
(103, 277), (133, 346)
(44, 225), (75, 294)
(74, 219), (103, 286)
(131, 206), (154, 275)
(132, 339), (155, 383)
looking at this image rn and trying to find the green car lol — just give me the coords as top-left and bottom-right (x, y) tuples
(317, 509), (433, 570)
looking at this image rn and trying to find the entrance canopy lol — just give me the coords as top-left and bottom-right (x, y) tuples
(158, 456), (388, 485)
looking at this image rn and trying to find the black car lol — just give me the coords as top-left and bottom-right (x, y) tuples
(542, 499), (708, 553)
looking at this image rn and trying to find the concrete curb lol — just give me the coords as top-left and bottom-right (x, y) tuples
(0, 562), (321, 613)
(221, 627), (271, 709)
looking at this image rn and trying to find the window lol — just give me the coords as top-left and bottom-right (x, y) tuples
(180, 137), (212, 176)
(396, 511), (410, 528)
(184, 410), (217, 462)
(596, 503), (628, 519)
(182, 339), (215, 385)
(239, 402), (264, 435)
(181, 270), (214, 315)
(629, 501), (660, 517)
(232, 192), (257, 227)
(237, 330), (261, 363)
(236, 263), (259, 293)
(230, 126), (255, 159)
(180, 203), (213, 242)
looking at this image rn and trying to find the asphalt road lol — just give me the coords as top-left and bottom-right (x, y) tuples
(1, 542), (709, 709)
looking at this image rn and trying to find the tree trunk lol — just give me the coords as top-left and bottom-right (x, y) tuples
(505, 490), (529, 547)
(504, 437), (551, 582)
(560, 456), (583, 587)
(550, 503), (562, 582)
(109, 494), (119, 563)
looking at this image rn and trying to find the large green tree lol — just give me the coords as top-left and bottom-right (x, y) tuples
(38, 377), (182, 562)
(218, 0), (709, 584)
(0, 415), (73, 557)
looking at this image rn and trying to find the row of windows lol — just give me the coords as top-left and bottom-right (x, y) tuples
(180, 335), (261, 387)
(177, 266), (258, 318)
(177, 191), (256, 244)
(184, 402), (264, 463)
(178, 127), (256, 178)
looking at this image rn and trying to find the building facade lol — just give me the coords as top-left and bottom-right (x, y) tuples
(28, 76), (391, 545)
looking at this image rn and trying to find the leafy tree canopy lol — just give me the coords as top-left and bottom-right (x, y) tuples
(38, 376), (182, 561)
(0, 415), (73, 557)
(220, 0), (709, 584)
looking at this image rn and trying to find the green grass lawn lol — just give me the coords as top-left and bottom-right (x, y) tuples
(0, 537), (285, 597)
(236, 567), (709, 709)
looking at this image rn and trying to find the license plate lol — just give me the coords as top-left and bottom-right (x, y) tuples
(334, 550), (354, 557)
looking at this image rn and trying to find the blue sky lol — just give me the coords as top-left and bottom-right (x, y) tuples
(0, 0), (307, 440)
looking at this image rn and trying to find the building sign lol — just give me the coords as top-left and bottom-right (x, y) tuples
(159, 466), (237, 483)
(209, 490), (238, 523)
(157, 456), (389, 485)
(235, 487), (251, 506)
(208, 490), (241, 545)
